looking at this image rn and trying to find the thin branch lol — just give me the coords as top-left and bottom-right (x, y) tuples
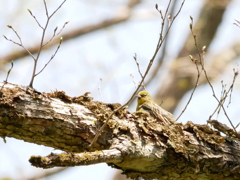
(176, 55), (202, 121)
(29, 0), (67, 87)
(44, 25), (58, 46)
(4, 61), (14, 83)
(1, 9), (132, 64)
(35, 37), (63, 76)
(236, 123), (240, 129)
(43, 0), (49, 17)
(136, 0), (177, 107)
(133, 53), (145, 89)
(90, 0), (186, 146)
(27, 9), (44, 29)
(56, 21), (69, 36)
(0, 61), (14, 91)
(227, 68), (238, 107)
(216, 81), (227, 118)
(3, 1), (67, 88)
(187, 17), (238, 134)
(172, 20), (204, 122)
(47, 0), (66, 19)
(233, 19), (240, 28)
(3, 26), (35, 60)
(209, 69), (238, 130)
(133, 53), (144, 79)
(43, 21), (69, 47)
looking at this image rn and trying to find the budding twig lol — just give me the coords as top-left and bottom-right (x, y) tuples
(90, 0), (186, 147)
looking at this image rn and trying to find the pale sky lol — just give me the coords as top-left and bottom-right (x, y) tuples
(0, 0), (240, 179)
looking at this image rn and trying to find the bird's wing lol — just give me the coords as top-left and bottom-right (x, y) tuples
(141, 102), (175, 125)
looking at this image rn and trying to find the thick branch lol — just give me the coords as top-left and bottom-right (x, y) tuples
(29, 149), (123, 168)
(0, 83), (240, 179)
(0, 82), (114, 152)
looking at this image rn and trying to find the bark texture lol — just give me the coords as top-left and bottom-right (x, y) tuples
(0, 83), (240, 180)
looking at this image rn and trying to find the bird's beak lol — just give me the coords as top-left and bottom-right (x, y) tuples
(136, 94), (141, 98)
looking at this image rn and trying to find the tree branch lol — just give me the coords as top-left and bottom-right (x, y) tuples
(0, 82), (240, 179)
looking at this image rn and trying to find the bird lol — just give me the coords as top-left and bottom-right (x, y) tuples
(136, 91), (175, 125)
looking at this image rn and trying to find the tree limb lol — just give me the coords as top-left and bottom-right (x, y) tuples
(0, 83), (239, 179)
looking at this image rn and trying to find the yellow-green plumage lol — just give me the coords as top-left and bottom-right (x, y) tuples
(136, 91), (175, 125)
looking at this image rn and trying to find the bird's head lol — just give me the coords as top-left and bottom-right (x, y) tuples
(136, 91), (153, 109)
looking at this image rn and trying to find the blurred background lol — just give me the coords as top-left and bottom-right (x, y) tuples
(0, 0), (240, 179)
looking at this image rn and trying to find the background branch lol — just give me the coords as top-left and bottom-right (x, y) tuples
(155, 0), (232, 112)
(0, 0), (140, 67)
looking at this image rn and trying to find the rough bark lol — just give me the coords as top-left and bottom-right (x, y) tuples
(0, 83), (240, 180)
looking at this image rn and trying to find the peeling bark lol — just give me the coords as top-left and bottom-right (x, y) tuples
(0, 83), (240, 180)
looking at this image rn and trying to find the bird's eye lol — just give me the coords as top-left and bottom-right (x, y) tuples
(141, 94), (147, 97)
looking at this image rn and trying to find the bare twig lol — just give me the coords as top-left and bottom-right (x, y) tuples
(227, 68), (238, 107)
(233, 19), (240, 28)
(129, 0), (182, 107)
(29, 0), (67, 88)
(175, 56), (201, 121)
(27, 9), (44, 29)
(236, 123), (240, 129)
(133, 53), (146, 89)
(216, 81), (227, 118)
(90, 0), (186, 146)
(209, 69), (238, 131)
(4, 61), (14, 83)
(4, 0), (67, 88)
(145, 0), (177, 85)
(43, 21), (69, 47)
(0, 61), (14, 91)
(56, 21), (69, 36)
(188, 17), (238, 134)
(133, 53), (144, 79)
(0, 1), (137, 65)
(176, 17), (203, 121)
(35, 37), (63, 76)
(3, 26), (35, 60)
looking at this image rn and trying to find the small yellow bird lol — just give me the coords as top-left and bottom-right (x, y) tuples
(136, 91), (175, 125)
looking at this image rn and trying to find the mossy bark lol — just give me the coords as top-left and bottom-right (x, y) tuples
(0, 83), (239, 180)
